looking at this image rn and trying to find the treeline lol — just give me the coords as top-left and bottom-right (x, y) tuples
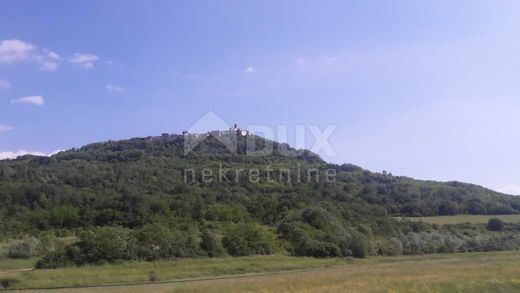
(32, 215), (520, 268)
(36, 223), (274, 268)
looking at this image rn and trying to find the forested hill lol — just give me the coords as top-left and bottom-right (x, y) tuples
(0, 133), (519, 237)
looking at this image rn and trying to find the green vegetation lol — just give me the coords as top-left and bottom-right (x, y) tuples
(132, 251), (520, 293)
(0, 237), (40, 259)
(487, 218), (505, 231)
(0, 134), (520, 268)
(0, 258), (37, 271)
(2, 251), (520, 291)
(399, 214), (520, 225)
(2, 255), (351, 289)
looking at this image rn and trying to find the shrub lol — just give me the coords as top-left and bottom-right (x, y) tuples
(200, 230), (226, 257)
(134, 224), (177, 261)
(377, 237), (403, 256)
(77, 227), (137, 265)
(487, 218), (504, 231)
(222, 223), (274, 256)
(349, 232), (371, 258)
(134, 224), (201, 260)
(302, 240), (341, 257)
(5, 237), (40, 259)
(148, 271), (159, 282)
(35, 246), (80, 269)
(0, 277), (19, 289)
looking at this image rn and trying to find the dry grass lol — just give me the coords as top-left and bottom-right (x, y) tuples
(2, 255), (351, 290)
(8, 251), (520, 293)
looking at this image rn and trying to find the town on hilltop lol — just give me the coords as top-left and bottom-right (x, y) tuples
(160, 124), (250, 138)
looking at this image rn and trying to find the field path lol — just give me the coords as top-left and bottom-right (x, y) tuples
(0, 268), (33, 275)
(3, 265), (349, 292)
(5, 251), (520, 292)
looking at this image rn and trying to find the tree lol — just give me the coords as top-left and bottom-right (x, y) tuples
(76, 227), (137, 265)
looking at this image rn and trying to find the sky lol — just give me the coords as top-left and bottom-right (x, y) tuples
(1, 0), (520, 194)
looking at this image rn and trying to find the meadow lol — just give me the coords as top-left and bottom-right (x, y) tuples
(0, 258), (37, 271)
(398, 214), (520, 225)
(0, 255), (351, 290)
(2, 251), (520, 292)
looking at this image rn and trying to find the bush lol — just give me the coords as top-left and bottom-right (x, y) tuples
(376, 237), (403, 256)
(302, 240), (341, 257)
(487, 218), (504, 231)
(0, 277), (19, 289)
(35, 246), (80, 269)
(222, 223), (275, 256)
(65, 227), (137, 266)
(200, 230), (226, 257)
(134, 224), (177, 261)
(278, 217), (371, 259)
(134, 224), (201, 260)
(349, 232), (371, 258)
(148, 271), (159, 282)
(5, 237), (40, 259)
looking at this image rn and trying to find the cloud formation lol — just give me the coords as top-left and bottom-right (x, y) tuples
(11, 95), (45, 106)
(244, 66), (256, 73)
(0, 39), (35, 63)
(0, 125), (14, 132)
(69, 53), (99, 69)
(0, 79), (10, 89)
(0, 39), (62, 71)
(37, 50), (62, 71)
(0, 149), (62, 160)
(106, 84), (124, 93)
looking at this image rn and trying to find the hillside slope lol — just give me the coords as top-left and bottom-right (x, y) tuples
(2, 133), (520, 265)
(0, 133), (517, 235)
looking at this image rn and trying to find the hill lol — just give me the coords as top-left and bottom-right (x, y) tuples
(1, 132), (520, 266)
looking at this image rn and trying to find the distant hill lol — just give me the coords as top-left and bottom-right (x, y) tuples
(0, 132), (518, 234)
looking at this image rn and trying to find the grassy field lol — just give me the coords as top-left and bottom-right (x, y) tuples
(398, 214), (520, 225)
(2, 251), (520, 292)
(0, 258), (38, 271)
(0, 255), (352, 290)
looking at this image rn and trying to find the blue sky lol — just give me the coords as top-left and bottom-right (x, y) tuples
(1, 0), (520, 194)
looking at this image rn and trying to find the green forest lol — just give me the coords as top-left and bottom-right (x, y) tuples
(1, 133), (520, 268)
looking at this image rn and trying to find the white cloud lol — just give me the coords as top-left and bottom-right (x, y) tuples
(0, 149), (63, 160)
(0, 39), (35, 63)
(0, 125), (14, 132)
(36, 50), (61, 71)
(0, 39), (64, 71)
(11, 95), (45, 106)
(244, 66), (256, 73)
(295, 54), (357, 71)
(106, 84), (124, 93)
(0, 39), (103, 71)
(46, 51), (61, 60)
(69, 53), (99, 69)
(0, 79), (10, 89)
(40, 61), (58, 71)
